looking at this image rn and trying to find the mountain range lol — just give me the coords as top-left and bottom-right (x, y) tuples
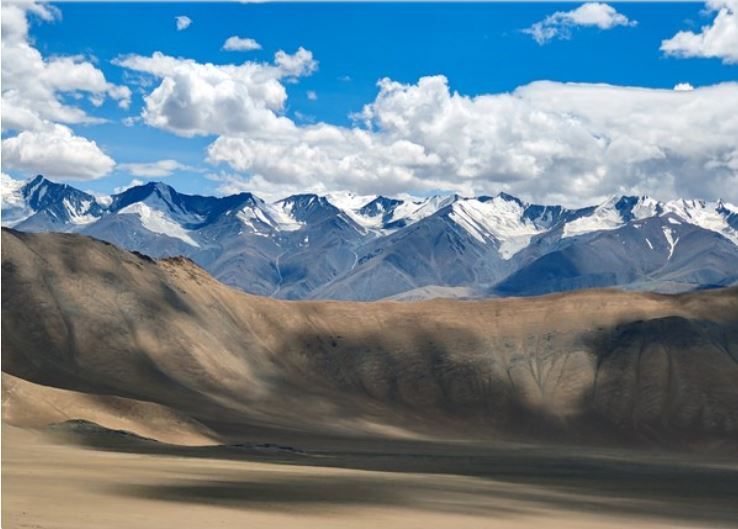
(3, 174), (738, 300)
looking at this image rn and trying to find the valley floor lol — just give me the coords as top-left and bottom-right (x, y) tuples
(3, 424), (738, 529)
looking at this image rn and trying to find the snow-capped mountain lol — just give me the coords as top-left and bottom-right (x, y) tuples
(3, 175), (737, 299)
(2, 174), (105, 230)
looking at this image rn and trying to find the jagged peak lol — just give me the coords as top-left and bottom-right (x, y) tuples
(494, 191), (526, 206)
(27, 174), (46, 186)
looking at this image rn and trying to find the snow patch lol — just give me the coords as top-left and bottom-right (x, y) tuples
(139, 192), (205, 228)
(563, 198), (623, 238)
(563, 195), (661, 239)
(326, 191), (377, 213)
(267, 201), (306, 231)
(119, 202), (200, 247)
(319, 193), (458, 233)
(63, 198), (98, 225)
(631, 196), (660, 220)
(394, 195), (457, 226)
(237, 204), (273, 233)
(662, 227), (678, 260)
(449, 197), (543, 259)
(326, 191), (390, 231)
(662, 199), (738, 246)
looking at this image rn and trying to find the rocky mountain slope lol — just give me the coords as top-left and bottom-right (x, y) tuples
(3, 229), (737, 447)
(3, 174), (738, 300)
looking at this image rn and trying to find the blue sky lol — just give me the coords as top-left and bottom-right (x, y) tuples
(3, 2), (738, 204)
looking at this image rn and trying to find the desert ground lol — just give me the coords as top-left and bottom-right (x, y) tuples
(4, 423), (738, 529)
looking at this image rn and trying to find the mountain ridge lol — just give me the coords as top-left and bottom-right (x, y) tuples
(3, 228), (738, 448)
(2, 174), (737, 300)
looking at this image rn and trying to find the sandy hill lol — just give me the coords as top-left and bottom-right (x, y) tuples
(2, 228), (737, 448)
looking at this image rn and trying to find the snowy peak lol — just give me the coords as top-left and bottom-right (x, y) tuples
(112, 182), (199, 220)
(110, 181), (172, 211)
(563, 195), (660, 238)
(485, 192), (525, 207)
(446, 196), (544, 259)
(6, 175), (105, 227)
(117, 201), (200, 247)
(359, 196), (403, 218)
(109, 182), (237, 245)
(3, 175), (737, 301)
(4, 176), (738, 254)
(662, 198), (738, 246)
(558, 194), (738, 247)
(523, 204), (575, 230)
(274, 194), (364, 235)
(627, 195), (662, 221)
(325, 191), (378, 213)
(276, 194), (337, 222)
(324, 191), (387, 231)
(273, 192), (434, 234)
(115, 183), (205, 229)
(383, 194), (460, 230)
(234, 196), (305, 234)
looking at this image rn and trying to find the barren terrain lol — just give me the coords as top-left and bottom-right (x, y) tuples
(3, 229), (738, 528)
(4, 424), (738, 529)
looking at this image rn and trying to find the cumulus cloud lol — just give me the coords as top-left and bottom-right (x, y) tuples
(114, 48), (317, 137)
(175, 16), (192, 31)
(674, 82), (695, 91)
(223, 36), (262, 51)
(307, 90), (318, 101)
(1, 2), (131, 131)
(114, 30), (737, 205)
(204, 76), (738, 206)
(1, 1), (124, 180)
(118, 159), (192, 177)
(274, 47), (318, 78)
(661, 0), (738, 64)
(524, 3), (636, 44)
(2, 123), (116, 180)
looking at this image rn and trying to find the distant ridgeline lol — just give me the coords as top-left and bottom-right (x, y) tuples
(3, 175), (738, 300)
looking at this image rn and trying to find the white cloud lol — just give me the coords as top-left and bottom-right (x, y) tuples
(223, 36), (262, 51)
(2, 123), (115, 180)
(661, 0), (738, 64)
(524, 3), (636, 45)
(115, 34), (738, 206)
(175, 16), (192, 31)
(118, 159), (192, 178)
(307, 90), (318, 101)
(114, 48), (316, 137)
(204, 76), (738, 206)
(274, 47), (318, 78)
(114, 179), (144, 194)
(674, 82), (695, 91)
(1, 1), (124, 180)
(1, 2), (131, 131)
